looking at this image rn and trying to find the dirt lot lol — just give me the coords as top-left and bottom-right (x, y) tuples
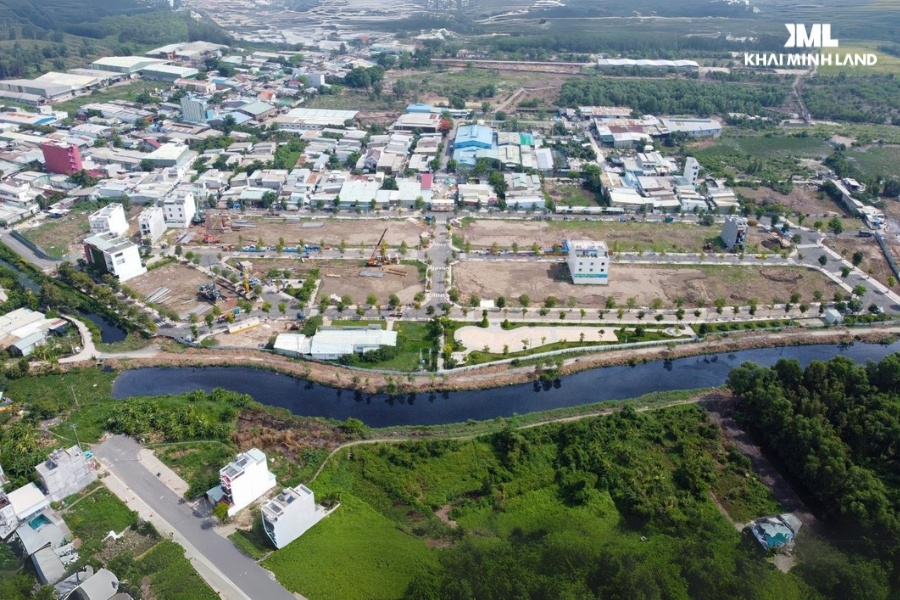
(734, 185), (850, 218)
(207, 216), (429, 250)
(128, 263), (221, 319)
(458, 219), (761, 253)
(453, 261), (840, 308)
(20, 205), (142, 260)
(236, 258), (425, 306)
(824, 236), (897, 288)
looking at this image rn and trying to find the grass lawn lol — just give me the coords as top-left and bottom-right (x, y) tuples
(229, 511), (272, 560)
(65, 488), (138, 558)
(134, 540), (219, 600)
(53, 80), (164, 114)
(361, 321), (432, 371)
(329, 320), (387, 329)
(263, 493), (437, 600)
(153, 441), (237, 498)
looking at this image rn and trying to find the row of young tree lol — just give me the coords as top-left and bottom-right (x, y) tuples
(727, 356), (900, 587)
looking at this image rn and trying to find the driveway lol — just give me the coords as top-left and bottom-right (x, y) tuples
(93, 436), (299, 600)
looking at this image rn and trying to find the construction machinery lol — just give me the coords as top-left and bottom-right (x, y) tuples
(367, 228), (388, 267)
(198, 281), (221, 302)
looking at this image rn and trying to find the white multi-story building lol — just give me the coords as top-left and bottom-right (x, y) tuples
(138, 206), (166, 242)
(683, 157), (700, 186)
(566, 239), (609, 285)
(83, 232), (146, 282)
(218, 448), (277, 516)
(162, 191), (196, 228)
(87, 203), (128, 237)
(261, 484), (328, 549)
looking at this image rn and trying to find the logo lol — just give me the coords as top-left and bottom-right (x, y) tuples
(784, 24), (838, 48)
(744, 24), (876, 68)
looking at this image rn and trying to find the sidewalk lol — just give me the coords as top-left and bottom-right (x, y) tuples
(138, 448), (190, 497)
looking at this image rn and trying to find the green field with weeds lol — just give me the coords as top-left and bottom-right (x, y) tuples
(267, 404), (824, 600)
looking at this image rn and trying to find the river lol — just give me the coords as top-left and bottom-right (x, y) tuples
(111, 341), (900, 427)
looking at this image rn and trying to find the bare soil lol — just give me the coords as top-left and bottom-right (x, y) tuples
(734, 185), (848, 218)
(453, 261), (840, 308)
(824, 236), (896, 289)
(128, 263), (220, 318)
(459, 219), (760, 253)
(95, 530), (158, 564)
(207, 216), (428, 249)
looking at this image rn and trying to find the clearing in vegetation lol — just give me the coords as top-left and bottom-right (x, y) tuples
(210, 216), (428, 250)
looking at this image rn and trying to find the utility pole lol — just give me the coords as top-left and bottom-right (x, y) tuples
(69, 385), (80, 410)
(71, 423), (81, 449)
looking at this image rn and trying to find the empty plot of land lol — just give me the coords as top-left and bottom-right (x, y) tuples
(256, 259), (424, 306)
(824, 236), (896, 289)
(456, 323), (618, 354)
(128, 263), (216, 319)
(212, 217), (428, 249)
(544, 180), (601, 208)
(20, 206), (141, 259)
(734, 186), (848, 218)
(453, 261), (840, 308)
(458, 219), (757, 253)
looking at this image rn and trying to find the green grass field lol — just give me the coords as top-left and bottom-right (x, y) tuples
(132, 540), (219, 600)
(65, 488), (138, 558)
(275, 405), (811, 600)
(689, 132), (831, 183)
(846, 146), (900, 180)
(817, 43), (900, 76)
(360, 321), (432, 371)
(53, 80), (163, 114)
(263, 493), (437, 600)
(154, 441), (237, 498)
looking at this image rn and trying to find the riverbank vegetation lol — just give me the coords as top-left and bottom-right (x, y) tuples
(727, 355), (900, 597)
(269, 403), (812, 600)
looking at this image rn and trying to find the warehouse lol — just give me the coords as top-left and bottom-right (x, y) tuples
(0, 308), (68, 356)
(90, 56), (169, 75)
(273, 108), (359, 130)
(139, 64), (199, 82)
(0, 72), (106, 102)
(273, 328), (397, 360)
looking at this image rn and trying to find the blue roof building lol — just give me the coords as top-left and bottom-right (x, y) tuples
(454, 125), (494, 150)
(406, 103), (433, 114)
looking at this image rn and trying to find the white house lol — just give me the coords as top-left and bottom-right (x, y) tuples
(214, 448), (277, 517)
(83, 232), (146, 282)
(87, 203), (128, 237)
(566, 239), (609, 285)
(261, 484), (329, 549)
(138, 206), (166, 242)
(162, 191), (196, 228)
(35, 446), (96, 503)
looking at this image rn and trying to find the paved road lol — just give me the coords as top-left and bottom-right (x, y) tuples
(0, 230), (60, 271)
(93, 436), (299, 600)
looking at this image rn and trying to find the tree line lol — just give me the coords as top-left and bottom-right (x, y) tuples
(727, 355), (900, 595)
(560, 77), (788, 117)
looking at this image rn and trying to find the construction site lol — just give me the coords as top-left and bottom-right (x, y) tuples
(127, 263), (232, 320)
(187, 214), (430, 251)
(452, 262), (841, 309)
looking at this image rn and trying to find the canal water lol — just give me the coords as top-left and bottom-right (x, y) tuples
(111, 341), (900, 427)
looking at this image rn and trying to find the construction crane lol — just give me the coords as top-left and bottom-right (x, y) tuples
(367, 228), (388, 267)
